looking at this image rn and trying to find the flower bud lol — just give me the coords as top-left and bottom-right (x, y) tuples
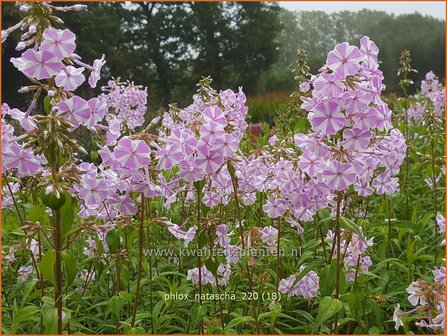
(19, 4), (29, 12)
(1, 30), (9, 43)
(18, 86), (32, 93)
(15, 41), (26, 51)
(28, 25), (37, 34)
(45, 185), (53, 196)
(72, 4), (88, 11)
(47, 90), (55, 97)
(150, 116), (161, 126)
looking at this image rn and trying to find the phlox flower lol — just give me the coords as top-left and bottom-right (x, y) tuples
(200, 121), (225, 145)
(353, 107), (378, 130)
(78, 178), (110, 207)
(105, 116), (121, 146)
(299, 152), (322, 177)
(214, 224), (233, 247)
(309, 101), (346, 135)
(108, 194), (137, 216)
(83, 238), (97, 257)
(156, 144), (183, 170)
(406, 281), (427, 306)
(262, 198), (286, 219)
(372, 172), (398, 194)
(322, 161), (356, 191)
(433, 267), (446, 285)
(203, 106), (227, 127)
(202, 190), (221, 207)
(87, 97), (107, 128)
(261, 226), (278, 249)
(360, 36), (379, 70)
(187, 266), (215, 285)
(312, 73), (344, 98)
(57, 96), (91, 129)
(178, 161), (205, 183)
(342, 128), (372, 151)
(13, 49), (63, 80)
(212, 133), (238, 157)
(55, 66), (85, 91)
(195, 144), (224, 174)
(217, 263), (231, 285)
(3, 144), (42, 176)
(113, 137), (151, 170)
(17, 265), (33, 283)
(40, 28), (76, 59)
(393, 304), (404, 330)
(278, 268), (319, 299)
(326, 42), (363, 78)
(27, 239), (39, 258)
(166, 222), (197, 247)
(342, 90), (372, 115)
(219, 89), (236, 107)
(89, 54), (106, 88)
(7, 108), (36, 131)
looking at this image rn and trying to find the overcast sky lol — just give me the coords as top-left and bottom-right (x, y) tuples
(279, 1), (446, 20)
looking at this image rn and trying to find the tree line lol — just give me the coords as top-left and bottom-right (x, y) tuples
(2, 2), (445, 111)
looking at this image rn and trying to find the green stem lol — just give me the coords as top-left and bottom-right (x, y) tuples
(431, 135), (439, 264)
(131, 194), (145, 328)
(54, 210), (63, 335)
(333, 192), (342, 334)
(229, 171), (260, 334)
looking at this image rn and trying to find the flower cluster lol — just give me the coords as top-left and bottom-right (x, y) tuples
(278, 266), (319, 299)
(327, 229), (373, 281)
(101, 80), (148, 130)
(408, 71), (446, 122)
(394, 213), (446, 331)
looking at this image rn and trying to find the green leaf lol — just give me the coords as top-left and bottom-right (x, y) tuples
(204, 258), (218, 274)
(60, 193), (74, 237)
(106, 230), (120, 253)
(11, 305), (39, 334)
(21, 279), (38, 307)
(106, 295), (126, 319)
(312, 296), (343, 333)
(62, 251), (78, 286)
(44, 96), (51, 114)
(319, 264), (337, 297)
(225, 316), (254, 330)
(39, 250), (56, 286)
(340, 216), (363, 237)
(28, 204), (46, 222)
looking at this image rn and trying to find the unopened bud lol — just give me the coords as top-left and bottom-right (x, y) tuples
(45, 185), (53, 196)
(47, 90), (55, 97)
(1, 30), (9, 43)
(72, 4), (88, 11)
(78, 146), (88, 155)
(150, 116), (161, 126)
(18, 86), (32, 93)
(28, 25), (36, 34)
(15, 41), (26, 51)
(19, 4), (29, 12)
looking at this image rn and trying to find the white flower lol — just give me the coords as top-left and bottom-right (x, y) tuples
(393, 303), (404, 330)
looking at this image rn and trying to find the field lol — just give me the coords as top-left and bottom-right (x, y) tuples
(1, 2), (446, 335)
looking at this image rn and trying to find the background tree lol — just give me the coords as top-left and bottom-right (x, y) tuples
(2, 3), (444, 112)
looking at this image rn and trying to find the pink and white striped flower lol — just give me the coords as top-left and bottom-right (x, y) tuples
(113, 136), (151, 170)
(322, 161), (356, 191)
(309, 101), (346, 135)
(326, 42), (364, 78)
(57, 96), (91, 129)
(13, 49), (63, 80)
(40, 28), (76, 59)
